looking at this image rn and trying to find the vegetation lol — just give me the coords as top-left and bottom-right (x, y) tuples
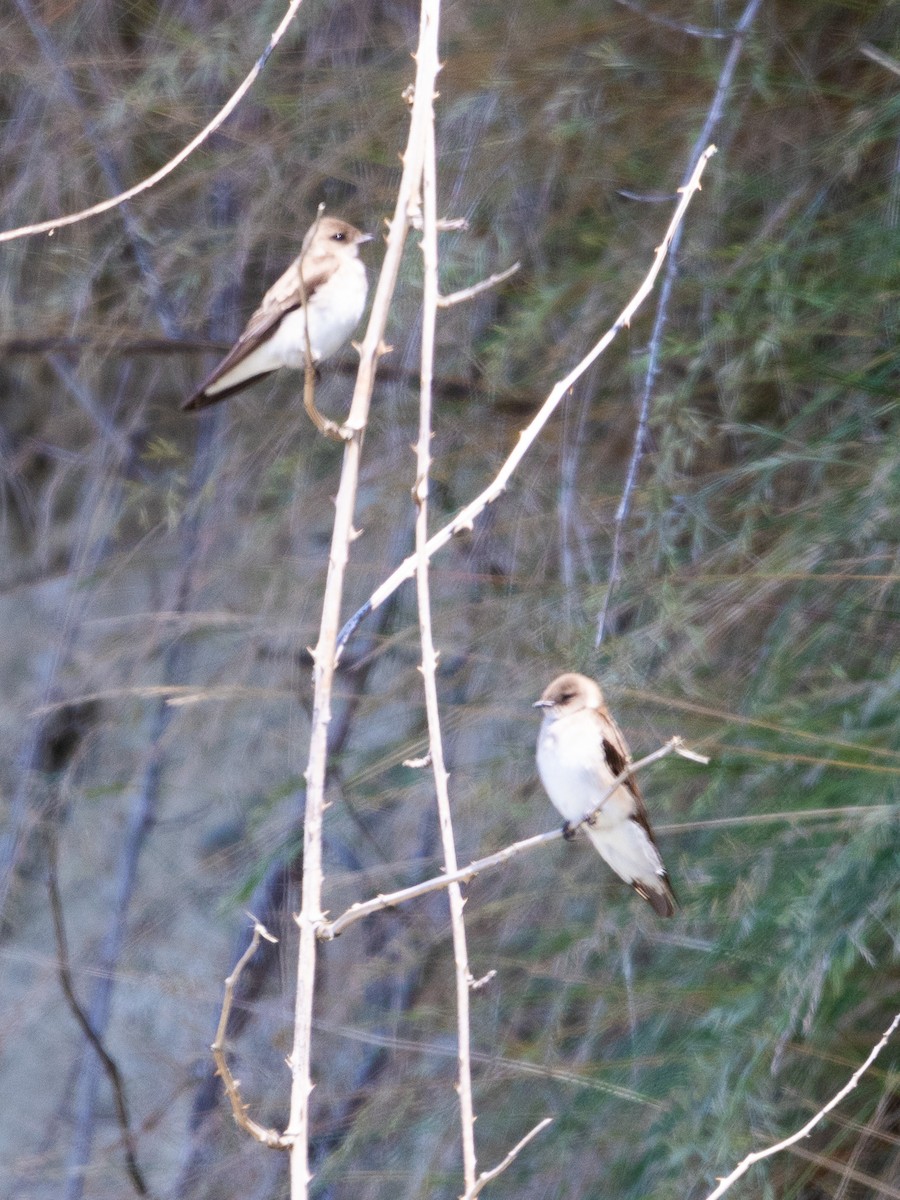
(0, 2), (897, 1199)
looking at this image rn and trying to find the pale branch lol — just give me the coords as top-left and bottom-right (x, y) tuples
(596, 0), (762, 645)
(334, 144), (717, 658)
(286, 2), (444, 1195)
(317, 738), (703, 941)
(701, 1012), (900, 1200)
(0, 0), (308, 243)
(211, 920), (289, 1150)
(860, 42), (900, 78)
(298, 205), (345, 440)
(417, 90), (478, 1192)
(460, 1117), (554, 1200)
(437, 261), (521, 308)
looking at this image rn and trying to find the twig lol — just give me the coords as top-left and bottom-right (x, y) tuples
(47, 834), (151, 1197)
(613, 0), (734, 39)
(317, 738), (701, 940)
(0, 0), (308, 243)
(298, 206), (344, 440)
(417, 87), (478, 1192)
(860, 42), (900, 78)
(285, 2), (443, 1194)
(437, 262), (521, 308)
(460, 1117), (553, 1200)
(595, 0), (763, 645)
(701, 1012), (900, 1200)
(335, 144), (717, 657)
(211, 920), (288, 1150)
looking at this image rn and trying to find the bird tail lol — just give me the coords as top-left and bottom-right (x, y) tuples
(632, 877), (677, 918)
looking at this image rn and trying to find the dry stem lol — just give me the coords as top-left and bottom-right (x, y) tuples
(298, 205), (345, 440)
(285, 1), (443, 1195)
(211, 920), (288, 1150)
(460, 1117), (553, 1200)
(437, 261), (520, 308)
(335, 144), (717, 657)
(416, 83), (477, 1191)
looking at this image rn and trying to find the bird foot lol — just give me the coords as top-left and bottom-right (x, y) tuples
(562, 822), (577, 841)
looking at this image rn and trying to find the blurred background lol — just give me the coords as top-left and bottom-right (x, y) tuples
(1, 1), (898, 1198)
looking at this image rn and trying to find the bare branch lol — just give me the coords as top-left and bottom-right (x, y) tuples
(860, 42), (900, 78)
(211, 920), (289, 1151)
(335, 144), (717, 657)
(318, 738), (701, 940)
(701, 1012), (900, 1200)
(460, 1117), (553, 1200)
(417, 89), (478, 1192)
(286, 2), (444, 1195)
(596, 0), (763, 644)
(47, 835), (152, 1198)
(298, 205), (345, 440)
(0, 0), (308, 243)
(437, 262), (521, 308)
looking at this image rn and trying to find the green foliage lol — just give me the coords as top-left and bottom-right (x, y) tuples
(1, 1), (898, 1199)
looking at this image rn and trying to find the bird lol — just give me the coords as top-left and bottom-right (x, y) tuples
(534, 672), (676, 916)
(183, 216), (372, 411)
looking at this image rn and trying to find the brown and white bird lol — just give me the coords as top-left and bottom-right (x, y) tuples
(534, 672), (676, 916)
(183, 216), (372, 411)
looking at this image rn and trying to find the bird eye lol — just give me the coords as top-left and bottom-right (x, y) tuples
(332, 231), (346, 241)
(560, 692), (574, 702)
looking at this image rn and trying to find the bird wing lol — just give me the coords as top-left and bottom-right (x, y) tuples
(182, 259), (331, 410)
(596, 709), (676, 914)
(596, 708), (658, 838)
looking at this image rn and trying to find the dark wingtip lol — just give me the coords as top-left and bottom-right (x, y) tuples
(634, 878), (678, 918)
(182, 387), (220, 412)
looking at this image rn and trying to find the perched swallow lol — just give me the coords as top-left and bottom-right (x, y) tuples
(183, 216), (371, 410)
(534, 672), (676, 916)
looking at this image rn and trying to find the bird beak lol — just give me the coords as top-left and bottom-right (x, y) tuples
(356, 233), (375, 244)
(533, 699), (554, 709)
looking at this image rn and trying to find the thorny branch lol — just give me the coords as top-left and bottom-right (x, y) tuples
(415, 80), (478, 1191)
(701, 1012), (900, 1200)
(317, 738), (705, 941)
(211, 920), (289, 1150)
(335, 144), (718, 657)
(286, 1), (443, 1195)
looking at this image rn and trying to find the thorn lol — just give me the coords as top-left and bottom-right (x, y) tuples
(403, 752), (432, 769)
(470, 969), (497, 991)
